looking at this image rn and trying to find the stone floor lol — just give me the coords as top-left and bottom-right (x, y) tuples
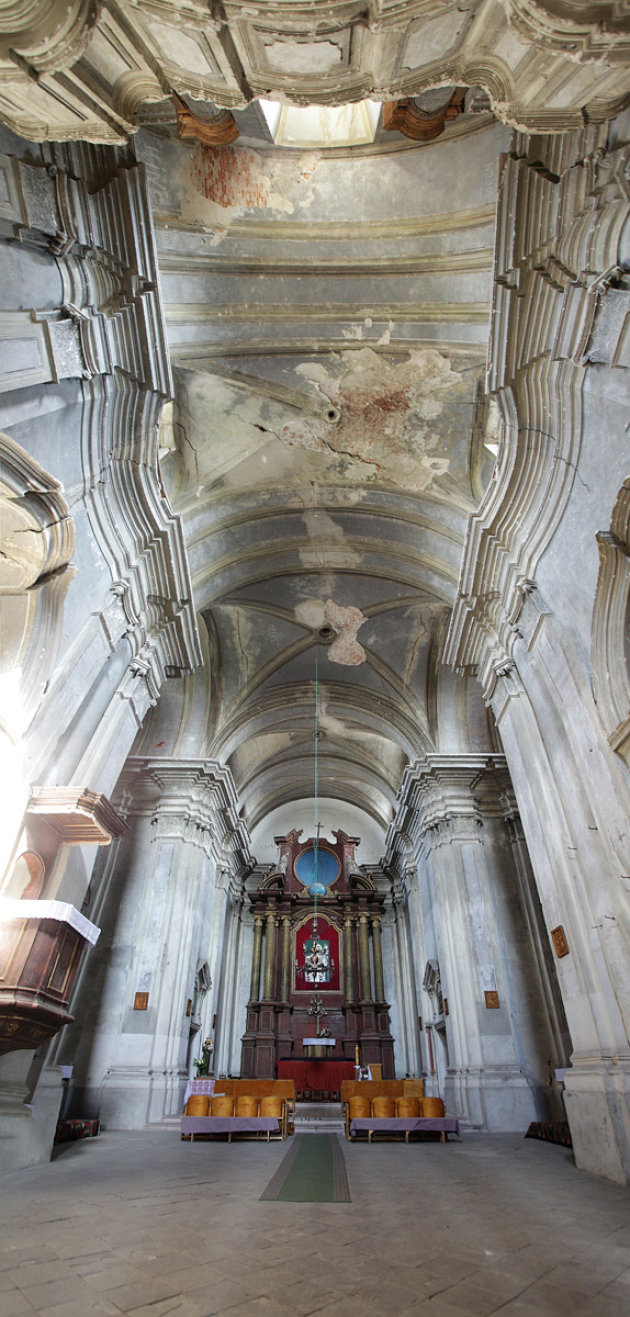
(1, 1130), (629, 1317)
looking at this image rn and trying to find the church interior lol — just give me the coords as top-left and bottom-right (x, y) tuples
(1, 0), (630, 1241)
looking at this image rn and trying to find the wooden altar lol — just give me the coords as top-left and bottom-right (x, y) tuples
(241, 829), (395, 1080)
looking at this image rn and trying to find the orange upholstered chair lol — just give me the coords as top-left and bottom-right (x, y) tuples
(260, 1095), (283, 1117)
(235, 1095), (258, 1117)
(396, 1096), (420, 1118)
(422, 1097), (445, 1117)
(211, 1095), (234, 1116)
(186, 1095), (210, 1117)
(348, 1095), (371, 1119)
(372, 1096), (395, 1118)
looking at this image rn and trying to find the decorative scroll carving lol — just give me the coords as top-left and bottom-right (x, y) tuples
(592, 479), (630, 764)
(0, 0), (100, 72)
(118, 757), (252, 875)
(445, 128), (630, 700)
(172, 93), (239, 146)
(508, 0), (630, 61)
(382, 88), (467, 142)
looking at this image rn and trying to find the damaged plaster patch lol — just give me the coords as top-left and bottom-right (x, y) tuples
(286, 348), (461, 490)
(300, 507), (361, 569)
(181, 146), (321, 227)
(192, 145), (294, 213)
(264, 39), (343, 73)
(294, 596), (366, 665)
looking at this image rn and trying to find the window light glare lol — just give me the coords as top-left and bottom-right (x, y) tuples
(259, 99), (381, 148)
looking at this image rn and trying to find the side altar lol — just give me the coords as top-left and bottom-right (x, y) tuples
(241, 829), (394, 1080)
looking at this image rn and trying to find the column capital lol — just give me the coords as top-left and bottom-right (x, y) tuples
(116, 757), (252, 872)
(385, 754), (510, 861)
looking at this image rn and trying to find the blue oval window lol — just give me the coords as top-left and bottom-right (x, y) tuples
(295, 847), (340, 895)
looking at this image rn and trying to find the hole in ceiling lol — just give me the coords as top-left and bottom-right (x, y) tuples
(317, 624), (336, 643)
(325, 406), (340, 424)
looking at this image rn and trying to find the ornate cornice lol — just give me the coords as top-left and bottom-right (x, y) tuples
(0, 1), (628, 141)
(385, 753), (510, 860)
(117, 756), (253, 872)
(0, 0), (101, 71)
(27, 786), (126, 843)
(444, 128), (630, 702)
(507, 0), (630, 61)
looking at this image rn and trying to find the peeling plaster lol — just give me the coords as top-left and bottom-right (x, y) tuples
(300, 507), (361, 569)
(326, 599), (366, 665)
(285, 348), (460, 490)
(182, 146), (322, 228)
(192, 145), (294, 214)
(317, 696), (372, 742)
(294, 596), (366, 665)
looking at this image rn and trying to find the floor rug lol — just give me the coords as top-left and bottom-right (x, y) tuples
(525, 1121), (572, 1147)
(260, 1134), (351, 1202)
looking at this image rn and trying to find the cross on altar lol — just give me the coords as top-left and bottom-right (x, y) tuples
(307, 993), (328, 1036)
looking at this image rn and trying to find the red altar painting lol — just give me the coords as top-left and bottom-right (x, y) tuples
(294, 915), (340, 992)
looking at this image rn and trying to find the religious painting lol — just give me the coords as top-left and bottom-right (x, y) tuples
(294, 915), (341, 992)
(303, 937), (331, 983)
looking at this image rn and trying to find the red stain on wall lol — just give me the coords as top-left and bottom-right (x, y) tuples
(195, 145), (271, 209)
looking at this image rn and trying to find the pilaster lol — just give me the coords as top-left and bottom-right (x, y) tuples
(64, 758), (251, 1128)
(388, 754), (560, 1130)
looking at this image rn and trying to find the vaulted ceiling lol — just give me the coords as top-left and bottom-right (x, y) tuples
(145, 112), (505, 831)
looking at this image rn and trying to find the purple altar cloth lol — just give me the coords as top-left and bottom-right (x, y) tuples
(350, 1117), (461, 1137)
(181, 1116), (280, 1135)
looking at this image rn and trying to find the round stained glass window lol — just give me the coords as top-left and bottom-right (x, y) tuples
(295, 847), (340, 895)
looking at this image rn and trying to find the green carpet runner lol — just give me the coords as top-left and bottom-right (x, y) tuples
(260, 1134), (351, 1202)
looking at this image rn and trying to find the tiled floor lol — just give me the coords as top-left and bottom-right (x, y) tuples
(1, 1130), (629, 1317)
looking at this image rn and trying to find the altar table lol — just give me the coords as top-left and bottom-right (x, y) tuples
(277, 1058), (356, 1097)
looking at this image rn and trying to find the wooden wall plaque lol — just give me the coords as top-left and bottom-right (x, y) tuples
(485, 990), (500, 1008)
(550, 926), (569, 958)
(134, 991), (149, 1010)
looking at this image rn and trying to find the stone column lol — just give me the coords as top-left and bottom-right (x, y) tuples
(371, 914), (385, 1001)
(280, 915), (292, 1002)
(358, 913), (372, 1001)
(250, 915), (264, 1001)
(344, 916), (355, 1002)
(263, 909), (277, 999)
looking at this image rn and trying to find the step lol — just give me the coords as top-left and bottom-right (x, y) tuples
(293, 1102), (345, 1135)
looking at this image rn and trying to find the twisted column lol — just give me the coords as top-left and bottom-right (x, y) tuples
(250, 914), (263, 1001)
